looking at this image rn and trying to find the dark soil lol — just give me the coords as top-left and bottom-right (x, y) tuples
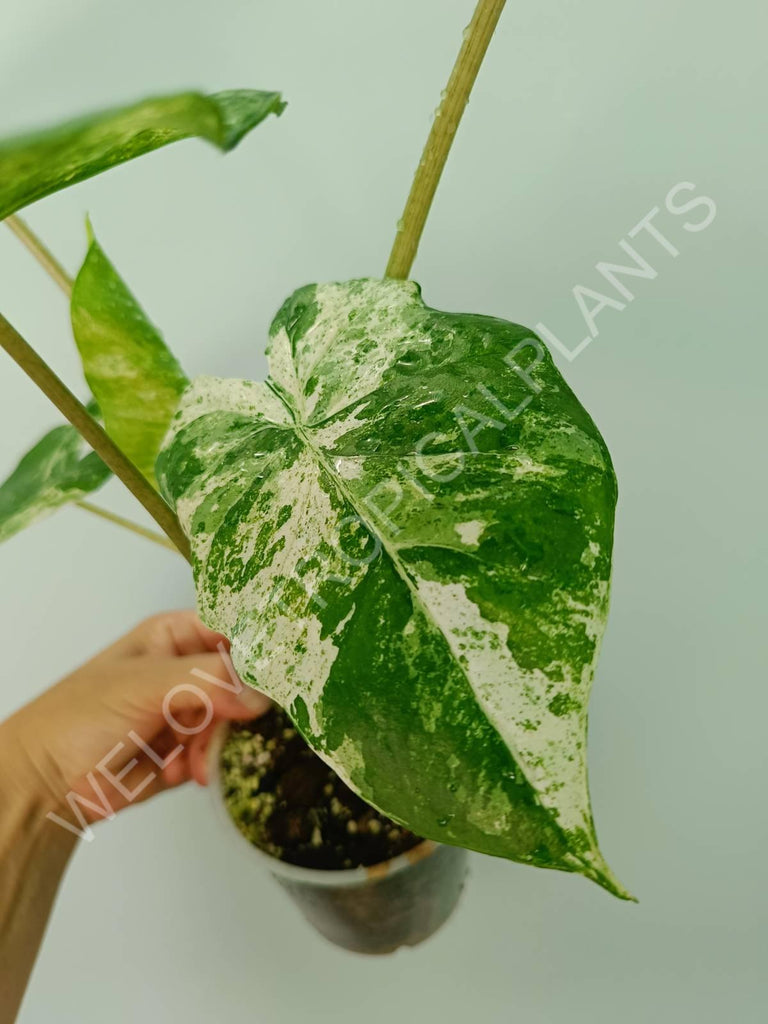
(220, 707), (422, 870)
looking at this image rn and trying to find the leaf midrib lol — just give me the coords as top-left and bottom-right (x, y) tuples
(274, 391), (562, 833)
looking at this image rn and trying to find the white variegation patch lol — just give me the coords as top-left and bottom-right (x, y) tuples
(412, 578), (591, 832)
(454, 520), (485, 546)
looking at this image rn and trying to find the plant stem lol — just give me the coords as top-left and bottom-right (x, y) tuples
(76, 500), (180, 553)
(0, 313), (191, 563)
(4, 215), (74, 296)
(385, 0), (507, 280)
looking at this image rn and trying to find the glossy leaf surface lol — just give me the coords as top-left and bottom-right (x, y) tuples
(159, 279), (630, 898)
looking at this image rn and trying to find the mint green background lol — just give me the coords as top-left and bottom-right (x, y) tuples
(0, 1), (765, 1021)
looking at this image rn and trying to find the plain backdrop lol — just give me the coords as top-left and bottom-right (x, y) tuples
(0, 1), (766, 1021)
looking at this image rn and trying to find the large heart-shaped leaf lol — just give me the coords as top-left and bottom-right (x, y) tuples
(0, 89), (285, 220)
(158, 279), (630, 899)
(0, 419), (110, 543)
(71, 224), (188, 483)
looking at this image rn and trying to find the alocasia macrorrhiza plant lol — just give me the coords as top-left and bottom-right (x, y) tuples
(0, 0), (633, 900)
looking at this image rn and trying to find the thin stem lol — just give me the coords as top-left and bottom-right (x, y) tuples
(4, 215), (74, 297)
(76, 500), (180, 553)
(0, 313), (191, 563)
(385, 0), (507, 280)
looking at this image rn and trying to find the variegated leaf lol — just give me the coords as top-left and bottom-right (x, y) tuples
(0, 419), (110, 543)
(158, 279), (631, 899)
(0, 89), (285, 220)
(71, 225), (188, 483)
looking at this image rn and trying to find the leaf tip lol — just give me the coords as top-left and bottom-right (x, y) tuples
(83, 213), (95, 247)
(584, 854), (637, 902)
(211, 89), (287, 151)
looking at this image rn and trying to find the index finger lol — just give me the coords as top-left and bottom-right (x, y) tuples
(91, 610), (230, 662)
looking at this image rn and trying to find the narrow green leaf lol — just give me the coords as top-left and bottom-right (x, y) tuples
(0, 89), (286, 220)
(159, 279), (633, 900)
(70, 226), (188, 483)
(0, 421), (110, 543)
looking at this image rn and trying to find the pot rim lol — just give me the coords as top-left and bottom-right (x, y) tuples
(208, 720), (441, 888)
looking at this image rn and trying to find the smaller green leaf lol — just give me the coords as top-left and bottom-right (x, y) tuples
(0, 89), (286, 220)
(71, 226), (188, 483)
(0, 422), (110, 544)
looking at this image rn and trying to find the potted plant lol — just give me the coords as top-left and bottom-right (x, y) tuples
(0, 0), (634, 954)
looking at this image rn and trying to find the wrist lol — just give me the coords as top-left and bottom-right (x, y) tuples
(0, 711), (70, 821)
(0, 715), (78, 1024)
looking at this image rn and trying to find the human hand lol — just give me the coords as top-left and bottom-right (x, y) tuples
(0, 610), (269, 828)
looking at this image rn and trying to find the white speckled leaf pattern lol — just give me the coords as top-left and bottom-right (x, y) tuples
(158, 279), (631, 899)
(0, 419), (110, 543)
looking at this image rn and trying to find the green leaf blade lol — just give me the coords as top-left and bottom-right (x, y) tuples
(159, 279), (632, 900)
(0, 422), (110, 543)
(70, 228), (188, 483)
(0, 89), (285, 220)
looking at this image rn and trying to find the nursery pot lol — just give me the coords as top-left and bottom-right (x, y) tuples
(208, 724), (468, 954)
